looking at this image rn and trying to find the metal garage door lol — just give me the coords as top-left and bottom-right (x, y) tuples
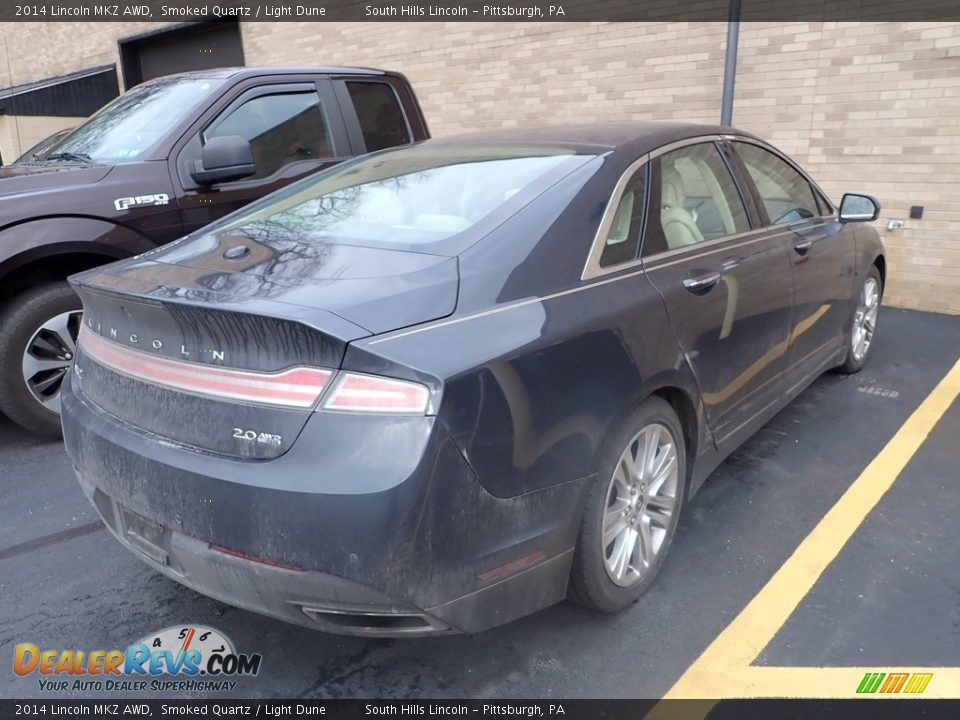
(119, 22), (244, 88)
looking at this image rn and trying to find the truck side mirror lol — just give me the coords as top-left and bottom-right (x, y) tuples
(191, 135), (256, 186)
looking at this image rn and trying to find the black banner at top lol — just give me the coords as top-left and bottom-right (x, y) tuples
(2, 0), (960, 22)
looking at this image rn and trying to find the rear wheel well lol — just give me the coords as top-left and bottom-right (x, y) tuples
(0, 253), (114, 306)
(650, 386), (699, 481)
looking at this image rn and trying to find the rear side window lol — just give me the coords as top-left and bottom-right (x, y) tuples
(207, 90), (333, 180)
(599, 168), (646, 268)
(733, 142), (820, 225)
(642, 142), (750, 256)
(346, 82), (411, 152)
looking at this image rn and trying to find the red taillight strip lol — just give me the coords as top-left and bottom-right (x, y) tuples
(79, 326), (331, 409)
(209, 544), (304, 572)
(323, 372), (430, 414)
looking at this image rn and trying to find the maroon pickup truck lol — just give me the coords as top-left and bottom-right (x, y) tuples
(0, 65), (429, 435)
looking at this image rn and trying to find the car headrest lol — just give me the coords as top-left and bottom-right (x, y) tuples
(662, 167), (684, 209)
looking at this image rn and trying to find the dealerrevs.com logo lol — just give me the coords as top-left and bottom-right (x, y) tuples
(14, 625), (261, 692)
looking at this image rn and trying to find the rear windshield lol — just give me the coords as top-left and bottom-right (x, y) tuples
(212, 144), (590, 254)
(39, 75), (224, 163)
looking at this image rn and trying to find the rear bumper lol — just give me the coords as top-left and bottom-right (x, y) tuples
(86, 486), (455, 636)
(62, 373), (590, 636)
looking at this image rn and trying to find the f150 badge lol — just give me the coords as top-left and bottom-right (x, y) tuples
(114, 193), (170, 211)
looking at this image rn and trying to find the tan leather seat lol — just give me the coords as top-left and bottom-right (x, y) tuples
(660, 168), (704, 249)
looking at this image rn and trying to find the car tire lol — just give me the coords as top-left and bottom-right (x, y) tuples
(838, 266), (883, 375)
(0, 282), (82, 438)
(569, 396), (686, 612)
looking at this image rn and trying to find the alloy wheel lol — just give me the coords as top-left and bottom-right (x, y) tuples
(21, 310), (82, 414)
(851, 277), (879, 363)
(601, 423), (679, 587)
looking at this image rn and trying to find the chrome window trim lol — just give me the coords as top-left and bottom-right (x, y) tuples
(641, 226), (772, 268)
(370, 223), (805, 348)
(582, 134), (738, 281)
(581, 133), (840, 282)
(371, 136), (840, 347)
(580, 153), (650, 281)
(642, 226), (797, 273)
(642, 214), (835, 273)
(370, 263), (651, 345)
(649, 134), (725, 160)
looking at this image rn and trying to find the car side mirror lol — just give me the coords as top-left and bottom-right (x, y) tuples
(839, 193), (880, 223)
(191, 135), (255, 186)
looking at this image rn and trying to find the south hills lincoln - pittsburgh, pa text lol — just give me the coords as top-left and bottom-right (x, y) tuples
(20, 3), (566, 17)
(364, 4), (565, 17)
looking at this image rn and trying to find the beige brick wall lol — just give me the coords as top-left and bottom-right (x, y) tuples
(243, 22), (729, 130)
(0, 22), (156, 86)
(0, 21), (957, 313)
(732, 22), (960, 314)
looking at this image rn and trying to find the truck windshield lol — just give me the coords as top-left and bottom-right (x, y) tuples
(38, 75), (224, 163)
(208, 144), (592, 254)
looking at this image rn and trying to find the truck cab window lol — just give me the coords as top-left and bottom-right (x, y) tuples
(346, 82), (411, 152)
(207, 91), (333, 180)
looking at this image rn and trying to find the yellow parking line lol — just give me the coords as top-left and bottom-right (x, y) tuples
(662, 358), (960, 700)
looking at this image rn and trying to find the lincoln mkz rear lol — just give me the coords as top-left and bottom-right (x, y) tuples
(62, 124), (885, 636)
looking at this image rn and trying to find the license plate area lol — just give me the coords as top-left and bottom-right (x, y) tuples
(119, 506), (169, 566)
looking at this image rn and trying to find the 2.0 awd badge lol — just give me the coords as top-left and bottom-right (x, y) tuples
(114, 193), (170, 211)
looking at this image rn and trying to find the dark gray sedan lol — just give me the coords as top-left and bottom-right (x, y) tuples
(61, 122), (884, 635)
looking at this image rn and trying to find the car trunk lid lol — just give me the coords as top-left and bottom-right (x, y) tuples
(69, 242), (457, 459)
(146, 233), (458, 334)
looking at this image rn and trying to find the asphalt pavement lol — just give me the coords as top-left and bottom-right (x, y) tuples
(1, 307), (958, 699)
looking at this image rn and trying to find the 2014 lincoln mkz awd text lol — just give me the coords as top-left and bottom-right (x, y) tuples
(61, 123), (885, 636)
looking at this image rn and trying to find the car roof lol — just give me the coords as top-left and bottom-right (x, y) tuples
(429, 121), (762, 154)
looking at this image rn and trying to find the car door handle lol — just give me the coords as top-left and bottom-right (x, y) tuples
(794, 238), (813, 254)
(683, 271), (722, 294)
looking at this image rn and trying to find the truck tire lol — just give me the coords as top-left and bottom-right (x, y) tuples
(0, 282), (82, 438)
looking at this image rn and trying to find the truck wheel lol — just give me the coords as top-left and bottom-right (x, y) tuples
(569, 397), (686, 612)
(0, 282), (82, 438)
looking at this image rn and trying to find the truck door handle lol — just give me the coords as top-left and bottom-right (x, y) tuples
(683, 271), (722, 294)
